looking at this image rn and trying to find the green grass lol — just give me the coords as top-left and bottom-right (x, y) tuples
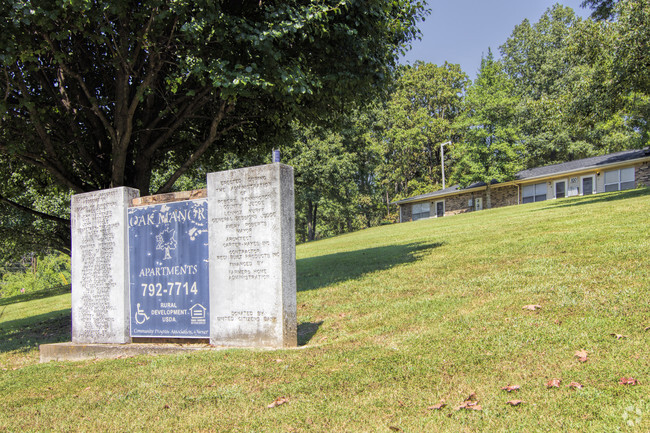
(1, 189), (649, 432)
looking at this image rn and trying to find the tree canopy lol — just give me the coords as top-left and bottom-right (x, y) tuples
(0, 0), (426, 257)
(374, 62), (468, 201)
(451, 50), (522, 208)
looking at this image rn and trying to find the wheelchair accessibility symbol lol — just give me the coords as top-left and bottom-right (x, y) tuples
(134, 303), (150, 324)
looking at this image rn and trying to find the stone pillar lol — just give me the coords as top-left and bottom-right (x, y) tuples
(71, 187), (139, 343)
(208, 164), (297, 347)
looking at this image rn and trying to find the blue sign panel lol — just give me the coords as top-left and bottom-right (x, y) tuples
(128, 199), (209, 338)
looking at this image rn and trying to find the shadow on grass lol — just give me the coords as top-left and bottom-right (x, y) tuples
(0, 309), (71, 354)
(533, 188), (650, 211)
(0, 285), (70, 307)
(297, 321), (323, 346)
(297, 241), (443, 292)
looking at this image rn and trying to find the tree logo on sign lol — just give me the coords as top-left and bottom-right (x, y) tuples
(156, 228), (177, 260)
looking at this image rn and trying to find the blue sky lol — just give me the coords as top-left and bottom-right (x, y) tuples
(400, 0), (591, 78)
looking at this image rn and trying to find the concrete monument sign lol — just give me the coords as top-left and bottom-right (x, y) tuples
(71, 187), (139, 343)
(208, 164), (297, 347)
(58, 163), (296, 361)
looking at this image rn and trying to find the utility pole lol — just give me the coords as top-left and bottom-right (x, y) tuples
(440, 141), (451, 189)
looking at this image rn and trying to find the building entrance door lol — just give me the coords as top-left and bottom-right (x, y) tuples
(436, 201), (444, 217)
(582, 177), (593, 195)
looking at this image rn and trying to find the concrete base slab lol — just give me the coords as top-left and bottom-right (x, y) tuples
(39, 342), (225, 363)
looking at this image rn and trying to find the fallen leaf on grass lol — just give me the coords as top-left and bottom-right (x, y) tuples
(501, 385), (520, 392)
(618, 377), (638, 386)
(575, 350), (588, 363)
(455, 401), (482, 411)
(163, 404), (171, 410)
(506, 400), (524, 406)
(397, 400), (405, 407)
(274, 359), (283, 363)
(568, 382), (583, 389)
(522, 304), (542, 311)
(547, 378), (561, 388)
(388, 427), (401, 432)
(455, 393), (481, 411)
(427, 402), (446, 410)
(645, 326), (650, 332)
(610, 333), (627, 340)
(267, 396), (289, 408)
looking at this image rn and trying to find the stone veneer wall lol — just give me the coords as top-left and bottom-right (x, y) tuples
(445, 185), (519, 216)
(445, 192), (477, 216)
(636, 161), (650, 187)
(490, 185), (519, 208)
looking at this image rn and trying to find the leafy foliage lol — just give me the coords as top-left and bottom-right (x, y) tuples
(0, 254), (70, 298)
(499, 4), (648, 168)
(374, 62), (469, 201)
(285, 111), (384, 241)
(581, 0), (619, 20)
(450, 51), (523, 207)
(0, 0), (426, 254)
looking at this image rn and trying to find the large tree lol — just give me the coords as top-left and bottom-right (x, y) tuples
(0, 0), (426, 257)
(451, 51), (522, 209)
(374, 62), (468, 203)
(500, 4), (646, 167)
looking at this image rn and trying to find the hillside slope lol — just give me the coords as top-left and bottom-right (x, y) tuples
(1, 188), (648, 432)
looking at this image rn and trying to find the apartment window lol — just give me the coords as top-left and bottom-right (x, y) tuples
(412, 203), (430, 221)
(604, 167), (635, 192)
(522, 183), (547, 203)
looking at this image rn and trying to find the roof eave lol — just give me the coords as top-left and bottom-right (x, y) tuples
(517, 155), (650, 184)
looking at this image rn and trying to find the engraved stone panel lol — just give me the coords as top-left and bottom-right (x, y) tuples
(208, 164), (297, 347)
(71, 187), (139, 343)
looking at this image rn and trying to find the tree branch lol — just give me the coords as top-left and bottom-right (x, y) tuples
(40, 33), (118, 146)
(0, 194), (71, 227)
(140, 88), (213, 159)
(155, 102), (241, 194)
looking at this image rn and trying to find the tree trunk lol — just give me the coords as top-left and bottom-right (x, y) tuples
(386, 190), (390, 217)
(307, 199), (318, 241)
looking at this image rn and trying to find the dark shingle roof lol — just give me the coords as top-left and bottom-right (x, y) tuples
(392, 180), (497, 204)
(393, 147), (650, 205)
(515, 148), (650, 180)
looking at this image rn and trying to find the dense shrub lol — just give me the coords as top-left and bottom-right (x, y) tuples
(0, 254), (70, 298)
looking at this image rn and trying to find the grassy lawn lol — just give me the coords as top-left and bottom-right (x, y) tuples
(0, 189), (648, 432)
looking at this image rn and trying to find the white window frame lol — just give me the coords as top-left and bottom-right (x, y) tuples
(580, 174), (596, 195)
(553, 180), (566, 199)
(522, 182), (547, 204)
(412, 202), (431, 221)
(604, 167), (635, 192)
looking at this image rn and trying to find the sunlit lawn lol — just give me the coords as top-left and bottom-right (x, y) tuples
(0, 188), (648, 432)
